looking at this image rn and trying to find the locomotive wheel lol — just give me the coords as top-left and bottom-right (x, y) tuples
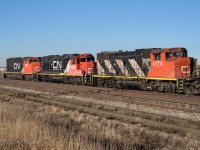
(170, 83), (177, 93)
(149, 82), (156, 91)
(4, 74), (7, 79)
(97, 78), (104, 87)
(108, 79), (114, 88)
(183, 86), (191, 95)
(24, 75), (29, 81)
(165, 82), (175, 93)
(29, 75), (33, 81)
(139, 81), (148, 91)
(164, 86), (169, 93)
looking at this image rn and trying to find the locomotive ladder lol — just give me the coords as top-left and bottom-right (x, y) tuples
(177, 78), (184, 93)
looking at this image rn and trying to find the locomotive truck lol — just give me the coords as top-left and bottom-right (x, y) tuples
(3, 47), (200, 95)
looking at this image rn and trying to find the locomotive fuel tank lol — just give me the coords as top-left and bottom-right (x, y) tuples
(116, 80), (140, 89)
(50, 77), (64, 83)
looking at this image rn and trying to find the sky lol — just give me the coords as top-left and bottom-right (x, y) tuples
(0, 0), (200, 66)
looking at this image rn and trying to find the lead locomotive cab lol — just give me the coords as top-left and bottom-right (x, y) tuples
(148, 48), (191, 79)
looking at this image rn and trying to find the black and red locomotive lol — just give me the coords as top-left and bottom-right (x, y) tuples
(3, 47), (200, 95)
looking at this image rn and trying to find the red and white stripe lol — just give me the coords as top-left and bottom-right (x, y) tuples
(104, 60), (116, 75)
(115, 59), (129, 76)
(128, 59), (145, 76)
(96, 60), (105, 75)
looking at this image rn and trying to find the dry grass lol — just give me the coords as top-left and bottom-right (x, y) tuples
(0, 98), (140, 150)
(0, 93), (199, 150)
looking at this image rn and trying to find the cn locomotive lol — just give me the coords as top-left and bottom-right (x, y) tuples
(3, 47), (200, 95)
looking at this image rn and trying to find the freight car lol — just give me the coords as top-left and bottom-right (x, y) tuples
(3, 47), (200, 95)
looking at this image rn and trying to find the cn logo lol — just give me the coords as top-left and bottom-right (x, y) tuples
(14, 63), (20, 69)
(181, 66), (190, 74)
(53, 61), (62, 70)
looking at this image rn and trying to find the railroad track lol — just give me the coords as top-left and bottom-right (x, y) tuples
(0, 78), (200, 113)
(51, 86), (200, 113)
(0, 86), (200, 139)
(0, 77), (200, 113)
(84, 89), (200, 113)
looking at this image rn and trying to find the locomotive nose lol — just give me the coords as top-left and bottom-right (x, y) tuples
(87, 62), (96, 74)
(87, 67), (93, 74)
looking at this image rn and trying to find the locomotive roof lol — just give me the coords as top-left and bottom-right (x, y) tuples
(99, 48), (160, 54)
(152, 49), (165, 54)
(42, 55), (62, 57)
(152, 47), (187, 54)
(7, 57), (23, 60)
(63, 54), (79, 59)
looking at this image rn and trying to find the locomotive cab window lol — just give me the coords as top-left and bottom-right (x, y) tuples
(154, 53), (161, 60)
(180, 49), (188, 57)
(81, 58), (87, 62)
(165, 52), (173, 60)
(173, 52), (180, 57)
(81, 58), (94, 62)
(33, 58), (38, 62)
(88, 57), (94, 62)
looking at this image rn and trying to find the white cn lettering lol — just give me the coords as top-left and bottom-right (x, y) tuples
(14, 63), (20, 69)
(53, 61), (62, 69)
(181, 66), (190, 74)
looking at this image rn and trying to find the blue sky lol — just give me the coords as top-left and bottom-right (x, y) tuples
(0, 0), (200, 66)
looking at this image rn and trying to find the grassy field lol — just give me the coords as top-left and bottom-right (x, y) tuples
(0, 91), (198, 150)
(0, 97), (144, 150)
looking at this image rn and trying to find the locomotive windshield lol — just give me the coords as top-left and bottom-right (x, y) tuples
(78, 54), (95, 63)
(166, 52), (173, 60)
(165, 48), (188, 60)
(180, 49), (187, 57)
(173, 51), (180, 57)
(81, 57), (94, 62)
(172, 48), (188, 58)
